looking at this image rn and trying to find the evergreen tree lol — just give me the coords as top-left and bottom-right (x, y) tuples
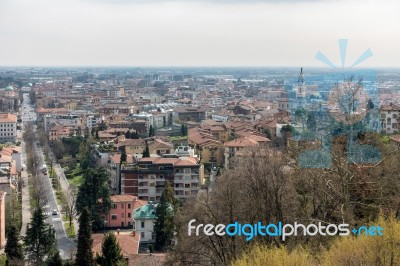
(153, 182), (176, 251)
(262, 128), (272, 139)
(131, 131), (139, 139)
(96, 232), (124, 266)
(142, 143), (150, 158)
(124, 131), (131, 139)
(306, 112), (317, 131)
(120, 153), (127, 164)
(149, 125), (154, 137)
(5, 224), (23, 265)
(75, 208), (94, 266)
(46, 250), (62, 266)
(181, 124), (187, 136)
(76, 168), (111, 231)
(95, 130), (99, 140)
(24, 207), (56, 266)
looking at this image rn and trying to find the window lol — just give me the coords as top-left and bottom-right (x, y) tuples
(141, 221), (145, 228)
(128, 203), (131, 209)
(112, 204), (117, 209)
(128, 213), (131, 218)
(393, 123), (398, 129)
(111, 215), (117, 220)
(121, 203), (124, 209)
(141, 232), (145, 238)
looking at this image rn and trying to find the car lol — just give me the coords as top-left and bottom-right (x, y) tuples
(52, 210), (58, 215)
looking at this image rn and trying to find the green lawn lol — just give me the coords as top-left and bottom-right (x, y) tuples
(169, 136), (188, 141)
(68, 174), (83, 186)
(64, 222), (76, 238)
(66, 163), (84, 186)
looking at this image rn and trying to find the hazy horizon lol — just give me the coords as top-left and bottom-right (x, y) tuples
(1, 0), (400, 67)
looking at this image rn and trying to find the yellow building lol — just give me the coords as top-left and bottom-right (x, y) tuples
(188, 128), (224, 167)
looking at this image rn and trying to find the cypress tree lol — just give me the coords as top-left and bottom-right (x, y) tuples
(153, 182), (176, 251)
(46, 250), (63, 266)
(96, 232), (124, 266)
(75, 208), (94, 266)
(5, 224), (23, 265)
(24, 207), (56, 266)
(142, 143), (150, 158)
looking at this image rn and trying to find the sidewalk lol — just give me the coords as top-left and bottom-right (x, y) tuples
(20, 141), (31, 237)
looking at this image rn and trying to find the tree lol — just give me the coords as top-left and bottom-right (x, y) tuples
(142, 143), (150, 158)
(98, 121), (107, 131)
(46, 250), (63, 266)
(5, 224), (23, 265)
(24, 207), (56, 266)
(75, 208), (94, 266)
(120, 153), (127, 164)
(153, 182), (176, 251)
(262, 128), (271, 139)
(163, 116), (166, 127)
(76, 168), (111, 231)
(149, 125), (154, 137)
(181, 124), (187, 136)
(131, 131), (139, 139)
(306, 112), (317, 131)
(63, 188), (78, 227)
(124, 131), (131, 139)
(95, 233), (124, 266)
(95, 130), (99, 140)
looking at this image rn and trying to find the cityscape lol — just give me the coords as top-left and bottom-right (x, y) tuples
(1, 0), (400, 265)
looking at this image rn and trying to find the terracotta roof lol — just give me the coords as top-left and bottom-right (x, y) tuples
(381, 103), (400, 111)
(138, 157), (199, 166)
(92, 232), (140, 258)
(110, 194), (147, 209)
(224, 135), (269, 148)
(188, 127), (222, 146)
(129, 254), (166, 266)
(149, 139), (173, 150)
(0, 113), (16, 123)
(174, 106), (207, 113)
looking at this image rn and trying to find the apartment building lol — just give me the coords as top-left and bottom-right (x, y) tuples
(224, 134), (270, 169)
(120, 157), (203, 201)
(380, 103), (400, 134)
(188, 127), (224, 167)
(0, 113), (17, 143)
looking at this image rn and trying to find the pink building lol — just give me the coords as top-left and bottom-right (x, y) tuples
(106, 195), (147, 229)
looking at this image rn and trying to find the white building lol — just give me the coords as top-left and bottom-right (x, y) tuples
(133, 203), (157, 243)
(86, 115), (102, 129)
(0, 113), (17, 143)
(380, 103), (400, 134)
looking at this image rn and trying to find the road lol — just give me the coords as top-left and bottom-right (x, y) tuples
(21, 93), (77, 259)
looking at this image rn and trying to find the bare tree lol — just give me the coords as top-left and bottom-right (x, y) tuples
(30, 173), (49, 209)
(63, 187), (78, 227)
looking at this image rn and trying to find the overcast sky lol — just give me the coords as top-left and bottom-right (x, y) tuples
(0, 0), (399, 67)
